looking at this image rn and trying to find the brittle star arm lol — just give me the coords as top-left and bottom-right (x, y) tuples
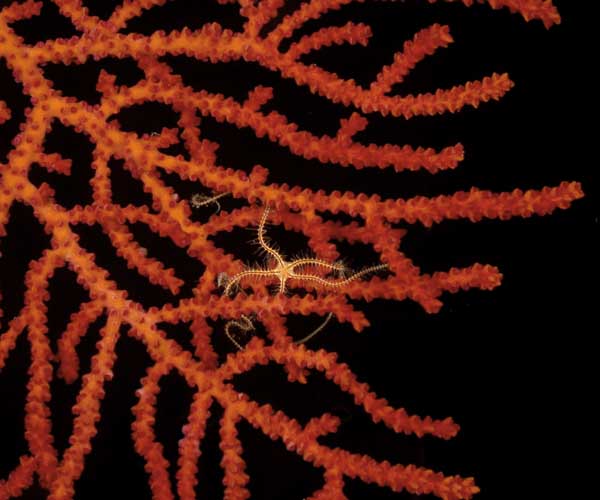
(224, 312), (334, 350)
(295, 312), (334, 345)
(223, 267), (281, 296)
(224, 314), (255, 351)
(190, 191), (230, 213)
(289, 257), (347, 275)
(292, 263), (389, 289)
(256, 206), (285, 266)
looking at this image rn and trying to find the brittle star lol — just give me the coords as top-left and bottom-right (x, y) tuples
(224, 311), (334, 350)
(190, 191), (230, 214)
(220, 205), (387, 348)
(222, 205), (388, 297)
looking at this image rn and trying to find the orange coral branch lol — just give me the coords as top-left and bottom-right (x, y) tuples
(0, 0), (580, 499)
(432, 0), (561, 28)
(48, 316), (120, 500)
(0, 101), (10, 125)
(0, 456), (36, 500)
(131, 362), (176, 500)
(370, 23), (454, 96)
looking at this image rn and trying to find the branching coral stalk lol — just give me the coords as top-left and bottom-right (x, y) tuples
(0, 0), (581, 499)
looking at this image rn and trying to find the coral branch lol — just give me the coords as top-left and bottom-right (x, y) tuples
(0, 101), (10, 125)
(0, 456), (36, 500)
(370, 23), (454, 96)
(433, 0), (561, 28)
(176, 391), (213, 499)
(49, 315), (120, 500)
(0, 0), (579, 499)
(287, 21), (372, 60)
(131, 362), (175, 500)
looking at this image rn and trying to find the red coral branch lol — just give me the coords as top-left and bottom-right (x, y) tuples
(0, 0), (581, 499)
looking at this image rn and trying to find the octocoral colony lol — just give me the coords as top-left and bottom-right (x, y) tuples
(0, 0), (581, 499)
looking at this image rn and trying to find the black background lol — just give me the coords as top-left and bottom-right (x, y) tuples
(0, 1), (595, 499)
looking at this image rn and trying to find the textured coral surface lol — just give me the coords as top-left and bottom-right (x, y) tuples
(0, 1), (590, 499)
